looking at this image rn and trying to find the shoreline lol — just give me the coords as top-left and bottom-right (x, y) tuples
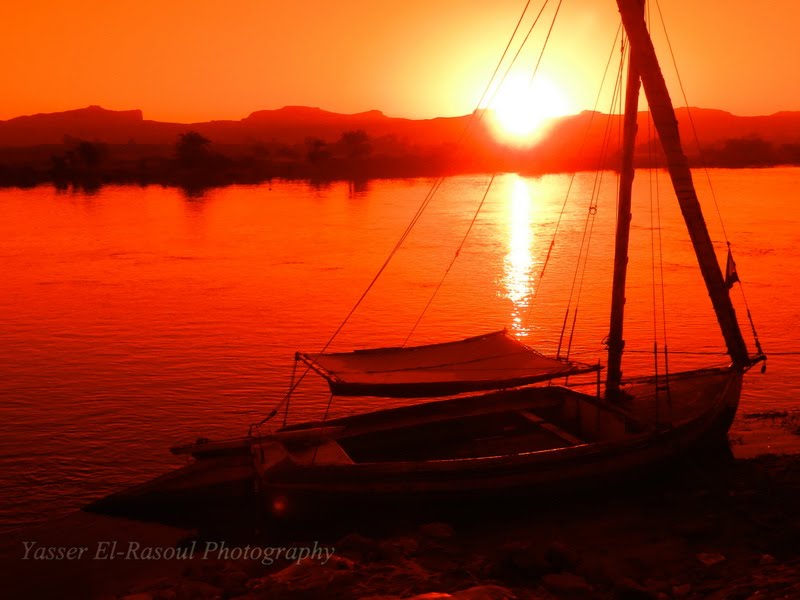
(2, 161), (797, 195)
(2, 451), (800, 599)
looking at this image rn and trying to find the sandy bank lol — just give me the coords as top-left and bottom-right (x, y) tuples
(3, 452), (799, 599)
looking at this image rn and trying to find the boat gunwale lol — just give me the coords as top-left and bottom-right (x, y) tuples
(254, 367), (739, 478)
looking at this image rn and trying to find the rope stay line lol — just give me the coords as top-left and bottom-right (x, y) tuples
(523, 21), (624, 331)
(403, 174), (495, 347)
(564, 35), (629, 363)
(652, 0), (765, 365)
(647, 88), (662, 421)
(254, 1), (771, 434)
(403, 0), (563, 345)
(642, 0), (670, 418)
(647, 92), (673, 418)
(250, 0), (557, 430)
(648, 3), (673, 410)
(558, 35), (627, 361)
(624, 350), (800, 356)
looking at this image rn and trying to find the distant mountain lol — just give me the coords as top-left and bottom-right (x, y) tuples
(3, 105), (797, 150)
(534, 107), (800, 154)
(1, 104), (798, 189)
(0, 106), (148, 146)
(0, 105), (474, 147)
(507, 107), (800, 173)
(240, 106), (472, 147)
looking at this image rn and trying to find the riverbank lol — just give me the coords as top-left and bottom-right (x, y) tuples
(2, 140), (797, 194)
(2, 452), (799, 599)
(3, 105), (800, 194)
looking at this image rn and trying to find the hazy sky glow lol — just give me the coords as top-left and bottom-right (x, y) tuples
(1, 0), (796, 122)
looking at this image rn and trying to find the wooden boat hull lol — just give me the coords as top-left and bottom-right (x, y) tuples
(252, 367), (742, 517)
(85, 454), (256, 523)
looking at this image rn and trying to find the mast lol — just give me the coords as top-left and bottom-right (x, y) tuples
(615, 0), (750, 368)
(606, 1), (643, 396)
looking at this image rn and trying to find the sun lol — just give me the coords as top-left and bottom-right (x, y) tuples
(488, 73), (570, 145)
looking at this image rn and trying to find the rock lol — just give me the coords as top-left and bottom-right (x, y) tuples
(120, 594), (154, 600)
(672, 583), (692, 597)
(613, 577), (656, 600)
(419, 522), (455, 539)
(574, 554), (637, 585)
(238, 557), (271, 579)
(542, 572), (593, 596)
(695, 552), (725, 566)
(270, 562), (325, 585)
(436, 566), (486, 591)
(489, 542), (551, 581)
(181, 565), (202, 579)
(328, 554), (357, 570)
(417, 554), (461, 573)
(545, 541), (579, 571)
(244, 575), (265, 590)
(181, 563), (220, 582)
(363, 556), (437, 596)
(126, 578), (171, 594)
(759, 553), (776, 565)
(174, 580), (223, 600)
(337, 532), (383, 562)
(378, 536), (420, 561)
(452, 585), (515, 599)
(643, 579), (669, 595)
(208, 568), (248, 596)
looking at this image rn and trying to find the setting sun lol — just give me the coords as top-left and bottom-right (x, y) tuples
(488, 73), (571, 145)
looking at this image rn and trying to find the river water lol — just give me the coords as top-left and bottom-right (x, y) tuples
(1, 169), (798, 533)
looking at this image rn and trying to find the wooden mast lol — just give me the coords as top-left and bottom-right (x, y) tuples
(606, 0), (643, 396)
(615, 0), (750, 368)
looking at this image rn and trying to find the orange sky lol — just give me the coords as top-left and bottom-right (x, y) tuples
(1, 0), (796, 123)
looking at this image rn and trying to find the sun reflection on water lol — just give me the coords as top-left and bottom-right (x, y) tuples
(503, 176), (536, 337)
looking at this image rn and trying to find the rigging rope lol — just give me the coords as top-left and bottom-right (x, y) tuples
(250, 0), (554, 430)
(643, 1), (665, 416)
(557, 36), (626, 360)
(311, 392), (335, 465)
(652, 0), (729, 242)
(283, 356), (298, 427)
(403, 175), (495, 346)
(522, 22), (624, 330)
(403, 0), (562, 345)
(647, 99), (673, 417)
(649, 47), (673, 412)
(653, 0), (765, 363)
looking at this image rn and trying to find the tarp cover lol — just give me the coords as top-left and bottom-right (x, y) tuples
(298, 330), (598, 397)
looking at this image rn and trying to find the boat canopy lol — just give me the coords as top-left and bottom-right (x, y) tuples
(297, 330), (600, 398)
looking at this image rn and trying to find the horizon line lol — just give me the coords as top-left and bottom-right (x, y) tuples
(3, 104), (800, 126)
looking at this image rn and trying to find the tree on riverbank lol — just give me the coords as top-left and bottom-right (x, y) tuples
(176, 132), (211, 168)
(339, 130), (371, 161)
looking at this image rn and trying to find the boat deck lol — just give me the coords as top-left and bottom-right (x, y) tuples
(256, 367), (739, 470)
(336, 409), (579, 463)
(619, 368), (738, 427)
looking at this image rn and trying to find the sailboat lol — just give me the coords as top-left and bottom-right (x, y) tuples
(173, 0), (767, 517)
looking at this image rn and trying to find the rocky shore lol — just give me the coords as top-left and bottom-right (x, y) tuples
(105, 453), (800, 600)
